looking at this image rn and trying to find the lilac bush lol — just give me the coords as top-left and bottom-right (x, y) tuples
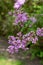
(5, 0), (43, 59)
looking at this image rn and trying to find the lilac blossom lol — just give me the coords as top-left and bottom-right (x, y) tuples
(32, 36), (38, 44)
(7, 45), (14, 54)
(7, 31), (38, 54)
(22, 31), (38, 44)
(17, 0), (25, 5)
(13, 12), (28, 25)
(14, 2), (21, 9)
(7, 34), (27, 53)
(36, 28), (43, 36)
(14, 0), (25, 9)
(17, 32), (22, 37)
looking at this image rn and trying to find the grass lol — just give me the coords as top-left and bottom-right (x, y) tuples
(0, 56), (22, 65)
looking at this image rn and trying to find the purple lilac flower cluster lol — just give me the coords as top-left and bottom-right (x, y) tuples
(13, 0), (29, 26)
(36, 28), (43, 36)
(23, 31), (38, 44)
(8, 0), (37, 27)
(14, 0), (25, 9)
(13, 12), (28, 26)
(7, 32), (27, 53)
(7, 31), (38, 54)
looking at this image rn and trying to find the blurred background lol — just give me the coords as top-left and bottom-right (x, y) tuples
(0, 0), (43, 65)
